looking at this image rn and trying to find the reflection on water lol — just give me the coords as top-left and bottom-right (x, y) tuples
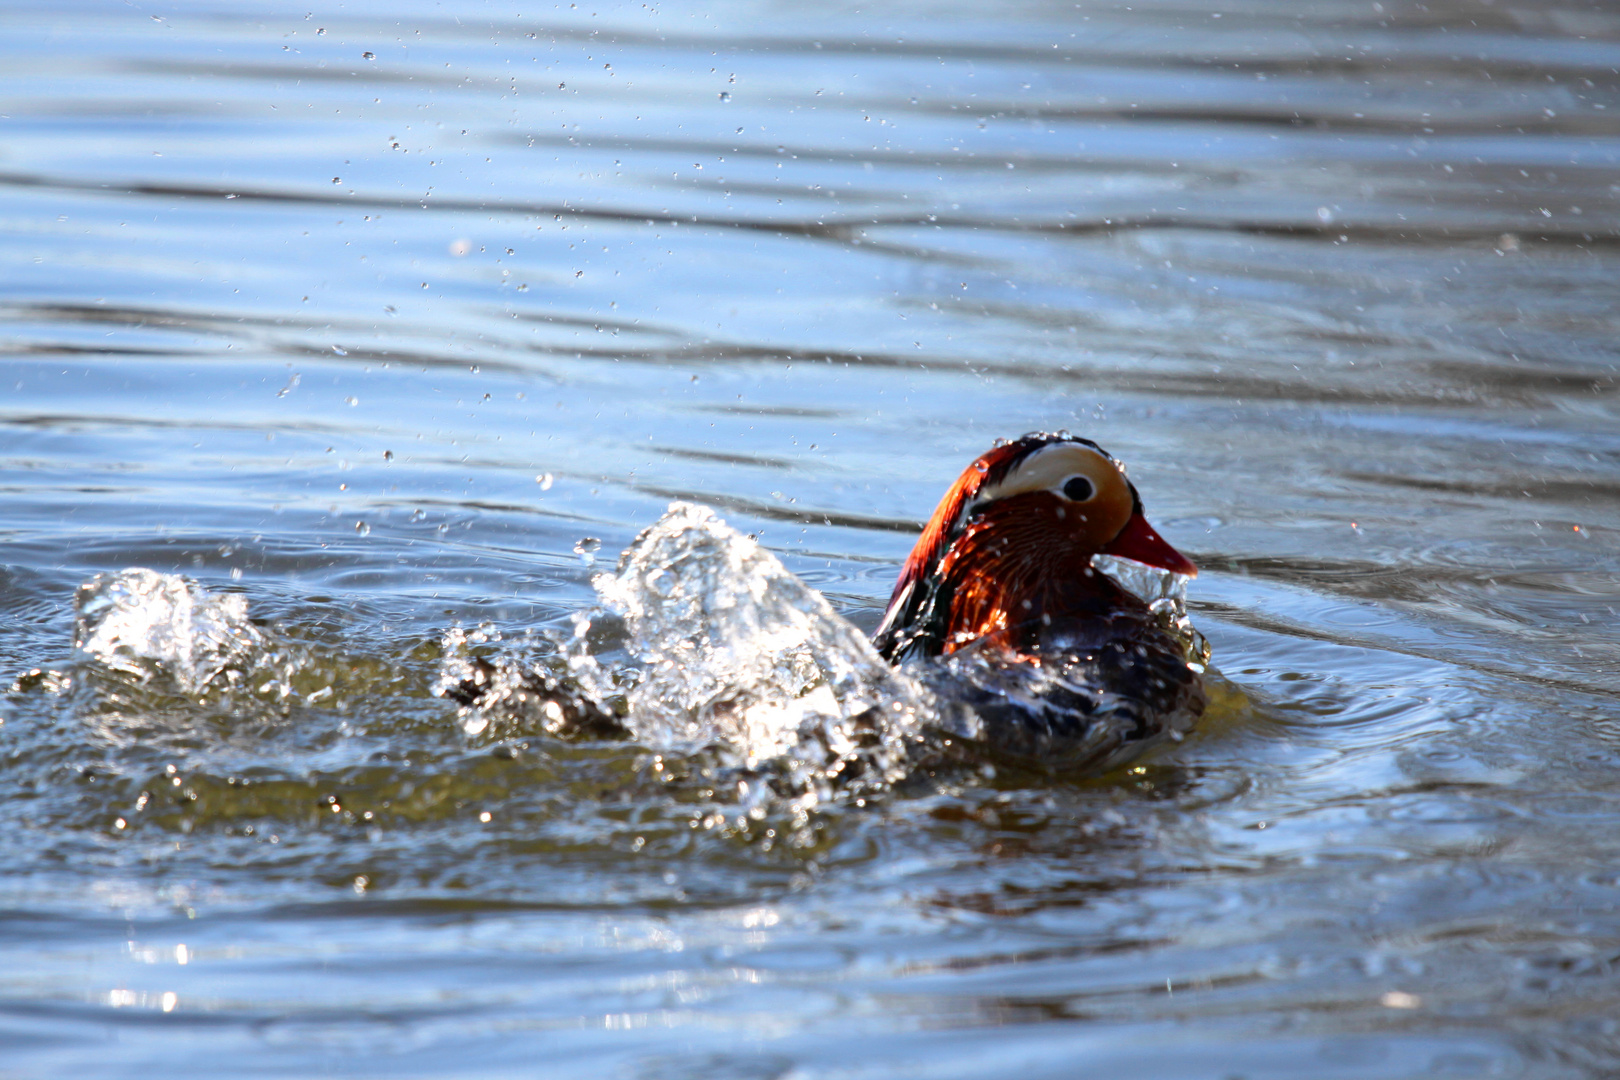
(2, 0), (1620, 1074)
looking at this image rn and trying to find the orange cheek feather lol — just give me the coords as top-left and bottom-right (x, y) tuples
(934, 498), (1087, 653)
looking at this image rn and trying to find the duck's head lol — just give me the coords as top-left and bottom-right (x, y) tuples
(872, 432), (1195, 661)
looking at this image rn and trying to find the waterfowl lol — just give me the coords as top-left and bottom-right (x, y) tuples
(445, 431), (1204, 780)
(873, 432), (1206, 774)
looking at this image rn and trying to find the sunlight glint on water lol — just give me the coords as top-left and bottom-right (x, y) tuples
(1, 0), (1619, 1075)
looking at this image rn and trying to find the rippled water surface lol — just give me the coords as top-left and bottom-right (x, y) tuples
(5, 0), (1620, 1074)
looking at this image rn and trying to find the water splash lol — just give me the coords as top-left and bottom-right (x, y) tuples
(1093, 554), (1211, 669)
(435, 623), (626, 741)
(443, 505), (1215, 791)
(74, 568), (266, 694)
(571, 502), (936, 793)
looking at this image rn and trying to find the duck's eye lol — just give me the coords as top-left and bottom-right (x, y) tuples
(1061, 475), (1095, 502)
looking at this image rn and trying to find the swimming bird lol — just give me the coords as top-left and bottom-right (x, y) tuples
(872, 432), (1206, 774)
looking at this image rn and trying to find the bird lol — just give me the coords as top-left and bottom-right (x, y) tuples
(871, 432), (1206, 775)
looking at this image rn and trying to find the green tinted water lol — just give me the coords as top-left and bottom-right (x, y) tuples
(3, 1), (1619, 1075)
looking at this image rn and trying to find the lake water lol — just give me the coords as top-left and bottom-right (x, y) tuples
(4, 0), (1620, 1075)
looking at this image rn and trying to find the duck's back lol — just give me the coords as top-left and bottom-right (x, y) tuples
(916, 603), (1205, 776)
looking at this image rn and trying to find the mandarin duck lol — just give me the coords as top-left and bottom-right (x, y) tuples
(873, 432), (1206, 774)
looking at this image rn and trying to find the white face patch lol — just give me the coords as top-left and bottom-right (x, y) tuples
(964, 441), (1135, 540)
(976, 442), (1117, 502)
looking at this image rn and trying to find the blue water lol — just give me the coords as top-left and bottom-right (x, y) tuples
(3, 0), (1620, 1075)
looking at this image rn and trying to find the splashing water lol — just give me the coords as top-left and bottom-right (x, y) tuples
(440, 503), (1214, 791)
(568, 503), (937, 791)
(74, 568), (266, 694)
(69, 522), (1206, 795)
(1092, 554), (1211, 670)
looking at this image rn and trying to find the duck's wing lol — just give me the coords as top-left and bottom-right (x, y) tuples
(918, 612), (1205, 775)
(871, 572), (953, 662)
(872, 440), (1040, 662)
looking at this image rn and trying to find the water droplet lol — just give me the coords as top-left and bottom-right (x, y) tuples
(536, 473), (554, 490)
(362, 51), (375, 60)
(344, 395), (358, 406)
(332, 177), (342, 185)
(355, 521), (371, 536)
(574, 537), (602, 566)
(718, 91), (730, 102)
(383, 450), (393, 461)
